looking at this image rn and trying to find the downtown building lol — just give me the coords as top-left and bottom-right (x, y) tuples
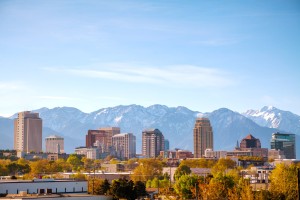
(142, 128), (164, 158)
(112, 133), (136, 160)
(86, 127), (120, 154)
(193, 118), (213, 158)
(45, 135), (64, 153)
(14, 111), (42, 154)
(270, 132), (296, 159)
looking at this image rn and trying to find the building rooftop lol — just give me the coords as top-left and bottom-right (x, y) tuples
(46, 135), (63, 139)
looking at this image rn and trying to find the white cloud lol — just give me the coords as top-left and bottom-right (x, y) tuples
(44, 64), (235, 88)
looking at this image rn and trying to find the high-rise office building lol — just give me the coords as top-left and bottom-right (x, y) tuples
(270, 132), (296, 159)
(142, 128), (164, 158)
(14, 111), (42, 153)
(112, 133), (136, 160)
(86, 130), (107, 148)
(99, 127), (120, 149)
(164, 139), (170, 151)
(86, 127), (120, 153)
(193, 118), (213, 158)
(45, 135), (64, 153)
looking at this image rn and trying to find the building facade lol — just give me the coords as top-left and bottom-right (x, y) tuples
(14, 111), (42, 153)
(164, 139), (170, 151)
(75, 147), (99, 159)
(240, 134), (261, 148)
(193, 118), (213, 158)
(270, 132), (296, 159)
(45, 135), (64, 153)
(112, 133), (136, 160)
(142, 128), (164, 158)
(86, 127), (120, 153)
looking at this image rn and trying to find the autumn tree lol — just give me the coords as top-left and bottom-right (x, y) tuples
(205, 173), (235, 199)
(269, 163), (298, 200)
(67, 154), (83, 171)
(131, 158), (163, 182)
(211, 158), (236, 176)
(180, 158), (216, 168)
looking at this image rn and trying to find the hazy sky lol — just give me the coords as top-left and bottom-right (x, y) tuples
(0, 0), (300, 117)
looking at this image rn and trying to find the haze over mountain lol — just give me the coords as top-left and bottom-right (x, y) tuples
(1, 105), (299, 158)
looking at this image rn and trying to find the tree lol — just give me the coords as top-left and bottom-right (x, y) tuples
(269, 163), (298, 200)
(174, 174), (200, 199)
(29, 159), (50, 176)
(99, 179), (110, 195)
(180, 158), (216, 168)
(110, 178), (136, 200)
(211, 158), (236, 176)
(174, 164), (191, 181)
(134, 181), (147, 198)
(205, 173), (235, 199)
(131, 158), (163, 182)
(67, 154), (83, 171)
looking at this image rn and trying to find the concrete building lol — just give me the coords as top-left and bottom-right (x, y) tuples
(205, 149), (227, 159)
(112, 133), (136, 160)
(270, 132), (296, 159)
(142, 128), (164, 158)
(75, 147), (99, 160)
(0, 179), (86, 194)
(14, 111), (42, 153)
(268, 149), (286, 160)
(160, 149), (193, 159)
(193, 118), (213, 158)
(45, 135), (64, 153)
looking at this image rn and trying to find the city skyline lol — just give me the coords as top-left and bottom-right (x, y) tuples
(0, 1), (300, 117)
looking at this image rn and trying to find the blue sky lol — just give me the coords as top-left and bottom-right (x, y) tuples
(0, 0), (300, 116)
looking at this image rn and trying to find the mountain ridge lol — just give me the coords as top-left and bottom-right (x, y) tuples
(1, 105), (299, 158)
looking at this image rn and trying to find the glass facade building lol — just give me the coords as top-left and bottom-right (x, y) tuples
(270, 132), (296, 159)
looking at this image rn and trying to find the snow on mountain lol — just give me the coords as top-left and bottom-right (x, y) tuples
(3, 105), (299, 158)
(243, 106), (300, 136)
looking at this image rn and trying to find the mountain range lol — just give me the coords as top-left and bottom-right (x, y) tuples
(1, 105), (299, 159)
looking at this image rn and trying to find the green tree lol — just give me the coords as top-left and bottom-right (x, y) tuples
(174, 174), (200, 199)
(110, 178), (136, 200)
(269, 163), (298, 200)
(174, 164), (191, 181)
(134, 181), (147, 198)
(99, 179), (110, 195)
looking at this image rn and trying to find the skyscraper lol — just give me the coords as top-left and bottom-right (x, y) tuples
(270, 132), (296, 159)
(45, 135), (64, 153)
(112, 133), (136, 160)
(86, 127), (121, 154)
(193, 118), (213, 158)
(14, 111), (42, 153)
(142, 128), (164, 158)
